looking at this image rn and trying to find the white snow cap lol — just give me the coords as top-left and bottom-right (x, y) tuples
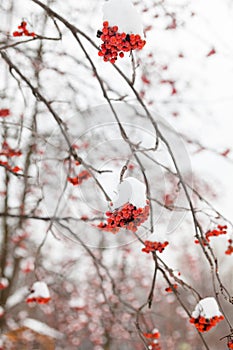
(6, 287), (28, 308)
(28, 281), (50, 299)
(0, 277), (9, 289)
(23, 318), (64, 339)
(152, 328), (159, 334)
(103, 0), (143, 35)
(0, 306), (4, 317)
(69, 297), (85, 309)
(112, 177), (147, 209)
(20, 257), (35, 272)
(192, 297), (222, 319)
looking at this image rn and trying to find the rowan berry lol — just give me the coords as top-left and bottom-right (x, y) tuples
(189, 315), (224, 332)
(195, 224), (228, 245)
(13, 31), (23, 37)
(97, 201), (150, 233)
(142, 241), (169, 254)
(13, 21), (35, 37)
(26, 281), (50, 304)
(143, 329), (160, 339)
(228, 339), (233, 349)
(0, 109), (10, 117)
(97, 21), (146, 63)
(225, 239), (233, 255)
(165, 284), (178, 293)
(67, 170), (91, 186)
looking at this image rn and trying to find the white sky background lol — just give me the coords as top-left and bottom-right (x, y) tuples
(91, 0), (228, 221)
(141, 0), (233, 220)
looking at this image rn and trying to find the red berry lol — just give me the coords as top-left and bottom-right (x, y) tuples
(102, 28), (109, 35)
(13, 31), (22, 37)
(97, 22), (146, 63)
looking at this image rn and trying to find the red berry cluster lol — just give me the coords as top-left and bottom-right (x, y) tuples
(26, 296), (51, 304)
(228, 338), (233, 349)
(0, 161), (21, 173)
(67, 170), (91, 186)
(0, 141), (22, 158)
(13, 21), (35, 37)
(225, 239), (233, 255)
(206, 225), (227, 240)
(98, 21), (146, 63)
(142, 240), (169, 254)
(97, 221), (120, 234)
(11, 231), (29, 244)
(0, 141), (22, 174)
(0, 109), (10, 117)
(143, 331), (160, 340)
(165, 284), (178, 293)
(189, 315), (224, 332)
(195, 224), (227, 245)
(0, 160), (22, 174)
(98, 202), (150, 233)
(143, 329), (161, 350)
(148, 343), (161, 350)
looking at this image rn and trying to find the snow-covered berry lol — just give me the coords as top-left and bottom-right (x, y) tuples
(26, 281), (51, 304)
